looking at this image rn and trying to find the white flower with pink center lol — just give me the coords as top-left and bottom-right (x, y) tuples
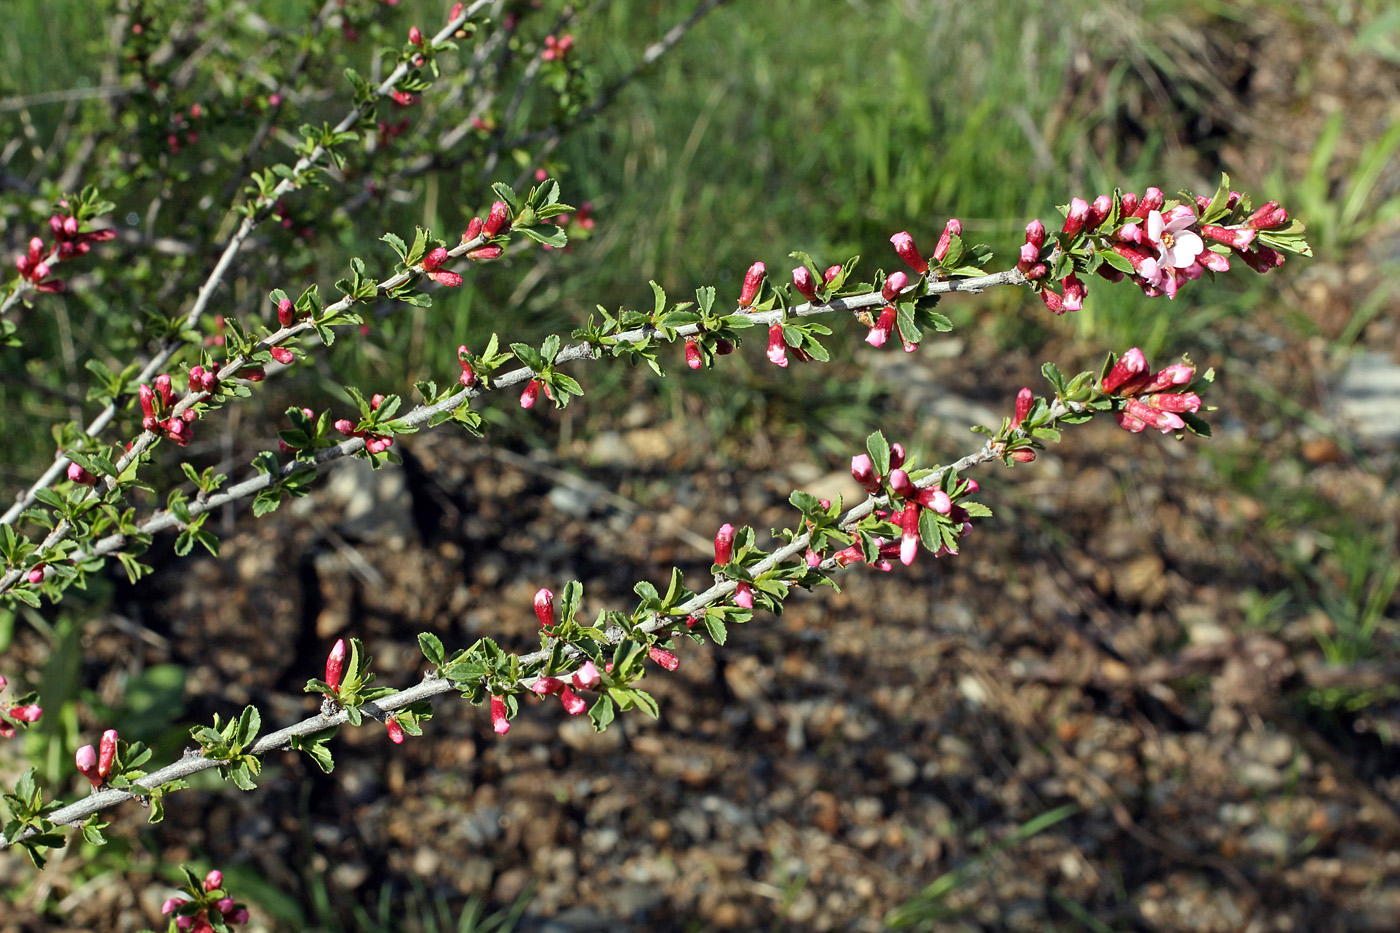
(1146, 208), (1203, 270)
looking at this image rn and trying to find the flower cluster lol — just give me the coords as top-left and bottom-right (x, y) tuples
(160, 869), (250, 932)
(1019, 185), (1297, 312)
(0, 674), (43, 738)
(335, 395), (394, 454)
(541, 33), (575, 61)
(1101, 348), (1203, 434)
(139, 375), (200, 447)
(846, 444), (977, 567)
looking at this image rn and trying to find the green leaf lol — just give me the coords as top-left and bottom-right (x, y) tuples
(866, 431), (891, 477)
(703, 613), (728, 646)
(418, 633), (445, 667)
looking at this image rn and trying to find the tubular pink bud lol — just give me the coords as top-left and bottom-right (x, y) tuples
(1018, 242), (1041, 271)
(409, 26), (424, 47)
(270, 346), (294, 365)
(1062, 198), (1090, 236)
(1246, 200), (1286, 229)
(26, 568), (44, 585)
(822, 264), (842, 284)
(734, 581), (754, 609)
(490, 696), (510, 734)
(204, 870), (223, 892)
(648, 646), (679, 671)
(1199, 250), (1230, 272)
(520, 379), (541, 409)
(685, 337), (702, 370)
(216, 898), (235, 914)
(1061, 273), (1086, 312)
(1133, 187), (1164, 219)
(766, 323), (788, 368)
(866, 305), (897, 347)
(138, 383), (156, 419)
(1087, 195), (1113, 230)
(851, 454), (880, 493)
(917, 487), (953, 514)
(889, 231), (929, 274)
(10, 704), (42, 722)
(67, 462), (96, 486)
(385, 717), (405, 744)
(98, 729), (118, 779)
(533, 676), (564, 695)
(1039, 288), (1065, 314)
(421, 247), (448, 271)
(1011, 448), (1037, 463)
(900, 502), (920, 566)
(1199, 224), (1255, 249)
(457, 345), (477, 387)
(242, 365), (266, 383)
(154, 374), (173, 407)
(1103, 348), (1149, 393)
(572, 661), (601, 690)
(933, 218), (962, 263)
(1236, 244), (1285, 274)
(162, 898), (188, 915)
(559, 686), (587, 715)
(482, 201), (510, 238)
(1025, 219), (1046, 249)
(77, 744), (101, 786)
(1011, 387), (1033, 429)
(1119, 191), (1139, 217)
(1141, 363), (1195, 392)
(714, 523), (735, 565)
(1125, 398), (1186, 434)
(277, 298), (294, 326)
(325, 639), (346, 691)
(334, 419), (358, 436)
(1146, 392), (1202, 414)
(882, 270), (909, 301)
(464, 216), (483, 241)
(738, 261), (765, 308)
(791, 265), (818, 301)
(534, 587), (555, 628)
(889, 468), (916, 499)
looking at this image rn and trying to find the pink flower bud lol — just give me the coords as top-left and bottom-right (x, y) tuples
(1102, 347), (1149, 393)
(0, 674), (7, 692)
(520, 379), (540, 409)
(162, 898), (188, 915)
(334, 419), (357, 436)
(738, 261), (765, 308)
(1011, 448), (1037, 463)
(1025, 219), (1046, 250)
(733, 581), (754, 609)
(1062, 198), (1090, 236)
(766, 323), (788, 368)
(934, 218), (962, 263)
(409, 26), (424, 47)
(805, 547), (821, 567)
(888, 443), (906, 470)
(482, 201), (511, 237)
(685, 337), (702, 370)
(648, 646), (679, 671)
(10, 704), (42, 722)
(1011, 387), (1033, 429)
(1018, 242), (1041, 271)
(917, 487), (953, 514)
(714, 523), (735, 565)
(1199, 224), (1255, 249)
(1145, 392), (1202, 414)
(1060, 273), (1086, 312)
(889, 468), (916, 498)
(791, 265), (818, 301)
(534, 587), (555, 628)
(1141, 362), (1195, 392)
(533, 676), (564, 695)
(215, 898), (235, 914)
(277, 297), (295, 326)
(421, 247), (448, 271)
(559, 686), (587, 715)
(242, 365), (265, 383)
(851, 454), (881, 493)
(1199, 249), (1230, 272)
(572, 661), (601, 690)
(866, 305), (897, 347)
(1246, 200), (1286, 230)
(229, 908), (250, 925)
(154, 374), (173, 407)
(464, 216), (483, 241)
(1132, 186), (1164, 219)
(822, 264), (842, 284)
(204, 869), (223, 892)
(26, 567), (44, 585)
(325, 639), (345, 691)
(385, 717), (405, 744)
(450, 2), (464, 20)
(1087, 195), (1113, 230)
(98, 729), (118, 779)
(900, 502), (920, 566)
(1125, 398), (1186, 434)
(1039, 288), (1065, 314)
(882, 270), (908, 301)
(889, 231), (928, 274)
(270, 346), (294, 365)
(67, 462), (96, 486)
(370, 394), (385, 411)
(1236, 244), (1285, 274)
(490, 695), (510, 734)
(76, 744), (101, 786)
(1119, 191), (1139, 217)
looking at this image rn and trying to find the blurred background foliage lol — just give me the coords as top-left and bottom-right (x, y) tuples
(2, 0), (1399, 929)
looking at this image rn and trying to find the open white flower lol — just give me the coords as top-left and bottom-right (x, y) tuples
(1146, 208), (1204, 269)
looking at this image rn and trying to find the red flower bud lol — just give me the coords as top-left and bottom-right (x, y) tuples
(889, 468), (916, 499)
(900, 501), (920, 566)
(242, 365), (266, 383)
(277, 297), (295, 326)
(733, 581), (754, 609)
(714, 523), (735, 565)
(934, 218), (962, 262)
(482, 201), (511, 237)
(204, 870), (223, 892)
(490, 695), (510, 734)
(889, 443), (906, 470)
(385, 717), (405, 744)
(520, 379), (540, 409)
(534, 587), (555, 628)
(1011, 387), (1033, 429)
(270, 346), (294, 365)
(466, 245), (503, 261)
(1102, 348), (1149, 394)
(464, 216), (483, 241)
(76, 744), (102, 787)
(882, 270), (909, 301)
(325, 638), (346, 691)
(98, 729), (118, 779)
(559, 686), (587, 715)
(865, 305), (897, 347)
(1132, 186), (1164, 219)
(822, 264), (842, 284)
(533, 676), (564, 696)
(766, 323), (788, 368)
(1062, 197), (1090, 236)
(409, 26), (424, 47)
(851, 454), (881, 493)
(572, 661), (601, 690)
(67, 462), (96, 486)
(1119, 191), (1139, 217)
(685, 337), (702, 370)
(1025, 219), (1046, 249)
(1061, 273), (1086, 312)
(889, 231), (928, 274)
(421, 247), (448, 271)
(738, 261), (765, 308)
(9, 704), (42, 722)
(648, 646), (679, 671)
(1011, 448), (1037, 463)
(1087, 194), (1113, 230)
(791, 265), (818, 301)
